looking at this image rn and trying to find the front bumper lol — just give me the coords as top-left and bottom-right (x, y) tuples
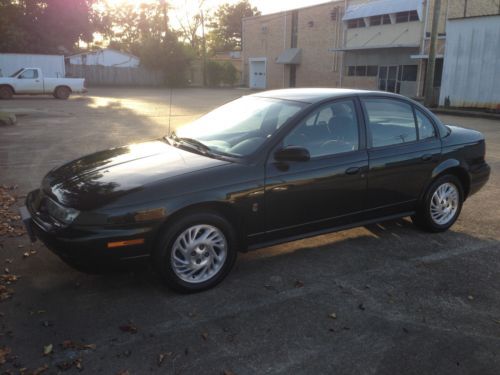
(21, 189), (157, 268)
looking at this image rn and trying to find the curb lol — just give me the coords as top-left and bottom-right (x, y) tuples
(0, 112), (17, 126)
(431, 108), (500, 121)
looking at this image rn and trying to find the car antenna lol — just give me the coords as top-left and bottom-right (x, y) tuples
(168, 87), (173, 135)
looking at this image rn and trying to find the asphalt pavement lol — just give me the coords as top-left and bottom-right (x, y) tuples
(0, 88), (499, 375)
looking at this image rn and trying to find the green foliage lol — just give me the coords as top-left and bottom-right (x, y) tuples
(208, 0), (260, 52)
(93, 1), (192, 87)
(206, 61), (238, 87)
(0, 0), (96, 54)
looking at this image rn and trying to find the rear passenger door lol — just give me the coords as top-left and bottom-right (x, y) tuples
(361, 96), (441, 215)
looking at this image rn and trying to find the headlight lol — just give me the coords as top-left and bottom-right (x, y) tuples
(45, 198), (80, 225)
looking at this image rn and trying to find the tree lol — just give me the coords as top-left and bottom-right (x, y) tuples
(96, 0), (192, 87)
(0, 0), (97, 54)
(208, 0), (260, 52)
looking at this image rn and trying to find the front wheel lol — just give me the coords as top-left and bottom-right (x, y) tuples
(412, 175), (463, 232)
(153, 212), (237, 293)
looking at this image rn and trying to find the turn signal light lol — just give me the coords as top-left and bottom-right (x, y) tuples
(107, 239), (145, 248)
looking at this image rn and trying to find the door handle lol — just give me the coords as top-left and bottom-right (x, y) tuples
(345, 167), (361, 175)
(421, 154), (433, 161)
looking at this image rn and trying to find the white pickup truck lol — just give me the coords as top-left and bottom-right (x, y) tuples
(0, 68), (86, 100)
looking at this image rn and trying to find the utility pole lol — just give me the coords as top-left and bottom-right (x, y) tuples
(424, 0), (441, 107)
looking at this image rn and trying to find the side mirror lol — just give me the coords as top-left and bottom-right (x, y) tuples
(274, 146), (310, 162)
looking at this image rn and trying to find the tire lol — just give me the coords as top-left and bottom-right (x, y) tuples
(0, 86), (13, 100)
(54, 86), (71, 100)
(412, 175), (463, 232)
(153, 211), (238, 293)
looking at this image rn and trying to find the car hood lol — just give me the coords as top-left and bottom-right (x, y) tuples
(42, 140), (230, 210)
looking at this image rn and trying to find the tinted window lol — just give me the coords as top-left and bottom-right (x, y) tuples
(363, 98), (417, 147)
(19, 69), (38, 79)
(415, 108), (436, 140)
(284, 100), (359, 157)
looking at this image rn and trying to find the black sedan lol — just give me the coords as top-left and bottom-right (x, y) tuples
(21, 89), (490, 292)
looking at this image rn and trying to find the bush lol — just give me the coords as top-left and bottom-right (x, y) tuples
(206, 61), (238, 87)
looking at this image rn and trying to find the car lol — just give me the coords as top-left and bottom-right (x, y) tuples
(0, 68), (86, 100)
(21, 88), (490, 292)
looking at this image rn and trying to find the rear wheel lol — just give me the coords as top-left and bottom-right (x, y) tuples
(153, 212), (237, 293)
(54, 86), (71, 100)
(412, 175), (463, 232)
(0, 86), (13, 100)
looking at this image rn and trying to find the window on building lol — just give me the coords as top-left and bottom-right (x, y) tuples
(291, 11), (299, 48)
(355, 66), (367, 76)
(347, 65), (379, 77)
(362, 98), (417, 147)
(409, 10), (419, 21)
(382, 14), (391, 24)
(367, 66), (378, 76)
(370, 15), (381, 26)
(401, 65), (418, 81)
(396, 10), (419, 23)
(347, 18), (366, 29)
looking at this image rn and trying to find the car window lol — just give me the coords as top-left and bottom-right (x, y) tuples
(415, 108), (436, 140)
(19, 69), (38, 79)
(284, 99), (359, 158)
(362, 98), (417, 147)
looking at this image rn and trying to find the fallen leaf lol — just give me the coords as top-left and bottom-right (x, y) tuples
(43, 344), (53, 356)
(32, 364), (49, 375)
(157, 352), (172, 366)
(223, 370), (236, 375)
(201, 332), (208, 341)
(116, 370), (129, 375)
(0, 285), (13, 301)
(119, 322), (137, 334)
(0, 346), (11, 364)
(0, 274), (19, 282)
(5, 259), (13, 264)
(492, 319), (500, 325)
(23, 252), (30, 259)
(329, 312), (337, 319)
(467, 295), (474, 301)
(358, 303), (365, 311)
(294, 280), (304, 288)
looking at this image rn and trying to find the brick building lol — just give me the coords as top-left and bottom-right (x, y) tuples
(242, 0), (500, 99)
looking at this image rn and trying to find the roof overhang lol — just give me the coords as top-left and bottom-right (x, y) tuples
(343, 0), (423, 21)
(330, 44), (420, 52)
(410, 54), (444, 59)
(276, 48), (301, 64)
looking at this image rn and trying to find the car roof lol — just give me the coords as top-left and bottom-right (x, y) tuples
(250, 88), (403, 104)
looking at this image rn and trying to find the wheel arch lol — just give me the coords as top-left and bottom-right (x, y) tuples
(0, 84), (15, 94)
(153, 201), (247, 251)
(54, 85), (72, 94)
(426, 159), (471, 200)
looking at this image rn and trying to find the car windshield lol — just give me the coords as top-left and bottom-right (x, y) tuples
(172, 96), (305, 157)
(9, 69), (24, 77)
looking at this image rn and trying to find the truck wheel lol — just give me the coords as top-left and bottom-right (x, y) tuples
(0, 86), (13, 100)
(54, 86), (71, 100)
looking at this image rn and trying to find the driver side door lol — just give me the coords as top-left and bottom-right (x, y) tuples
(264, 98), (368, 238)
(15, 69), (43, 93)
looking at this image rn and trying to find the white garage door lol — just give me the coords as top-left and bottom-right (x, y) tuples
(249, 59), (267, 89)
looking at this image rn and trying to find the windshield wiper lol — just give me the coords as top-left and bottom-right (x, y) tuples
(167, 133), (212, 154)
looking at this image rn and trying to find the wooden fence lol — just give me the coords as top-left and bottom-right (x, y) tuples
(66, 64), (165, 86)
